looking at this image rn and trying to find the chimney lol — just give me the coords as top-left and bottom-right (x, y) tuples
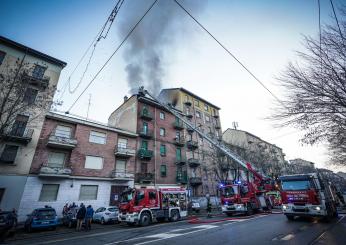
(124, 96), (128, 102)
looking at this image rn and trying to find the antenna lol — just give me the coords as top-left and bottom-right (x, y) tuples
(232, 122), (239, 130)
(86, 94), (92, 119)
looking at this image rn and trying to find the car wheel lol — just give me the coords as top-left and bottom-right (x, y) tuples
(27, 224), (32, 233)
(140, 212), (151, 226)
(101, 217), (106, 225)
(226, 213), (233, 217)
(246, 203), (254, 216)
(169, 210), (180, 222)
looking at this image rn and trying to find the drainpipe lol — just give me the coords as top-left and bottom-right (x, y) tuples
(154, 106), (157, 188)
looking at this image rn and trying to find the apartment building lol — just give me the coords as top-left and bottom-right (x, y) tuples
(222, 128), (286, 176)
(17, 111), (137, 221)
(0, 36), (66, 212)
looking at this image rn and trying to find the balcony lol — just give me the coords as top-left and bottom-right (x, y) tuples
(187, 126), (194, 133)
(188, 158), (201, 168)
(137, 148), (153, 160)
(175, 156), (187, 165)
(39, 165), (72, 178)
(138, 128), (153, 139)
(215, 123), (221, 130)
(173, 120), (184, 130)
(213, 114), (219, 119)
(176, 171), (188, 184)
(111, 170), (134, 180)
(186, 114), (193, 119)
(22, 71), (50, 89)
(186, 140), (198, 150)
(184, 100), (192, 106)
(189, 177), (202, 186)
(139, 110), (153, 120)
(47, 134), (77, 149)
(1, 128), (34, 145)
(115, 146), (136, 157)
(173, 136), (185, 146)
(136, 173), (154, 183)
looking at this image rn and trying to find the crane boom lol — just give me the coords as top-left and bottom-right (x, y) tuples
(142, 87), (249, 171)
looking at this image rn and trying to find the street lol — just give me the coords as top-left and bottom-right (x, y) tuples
(4, 213), (346, 245)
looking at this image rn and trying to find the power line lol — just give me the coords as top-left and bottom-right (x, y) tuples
(66, 0), (159, 113)
(329, 0), (344, 40)
(57, 0), (125, 102)
(173, 0), (286, 108)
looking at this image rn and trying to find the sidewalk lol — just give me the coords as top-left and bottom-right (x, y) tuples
(313, 215), (346, 244)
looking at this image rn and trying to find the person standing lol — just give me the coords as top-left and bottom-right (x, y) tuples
(85, 205), (94, 231)
(76, 203), (86, 231)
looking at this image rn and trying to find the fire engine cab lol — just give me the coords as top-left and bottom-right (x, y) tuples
(118, 187), (187, 226)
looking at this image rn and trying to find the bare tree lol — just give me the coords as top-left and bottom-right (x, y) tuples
(0, 55), (56, 143)
(272, 9), (346, 166)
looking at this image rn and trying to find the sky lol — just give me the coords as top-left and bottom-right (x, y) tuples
(1, 0), (345, 172)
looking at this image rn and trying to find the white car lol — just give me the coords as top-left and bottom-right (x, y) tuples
(93, 206), (119, 224)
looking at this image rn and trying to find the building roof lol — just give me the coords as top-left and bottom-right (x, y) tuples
(47, 111), (137, 137)
(160, 87), (221, 110)
(0, 36), (67, 68)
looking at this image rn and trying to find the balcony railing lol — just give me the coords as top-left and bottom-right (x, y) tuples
(173, 136), (185, 146)
(188, 158), (201, 168)
(186, 140), (198, 150)
(184, 100), (192, 106)
(47, 134), (77, 149)
(111, 170), (134, 179)
(186, 114), (193, 119)
(1, 128), (34, 145)
(114, 146), (136, 157)
(135, 173), (154, 183)
(176, 171), (188, 184)
(137, 148), (153, 160)
(189, 177), (202, 186)
(213, 114), (219, 119)
(138, 128), (153, 139)
(215, 123), (221, 130)
(39, 165), (72, 177)
(22, 71), (50, 88)
(139, 110), (153, 120)
(175, 156), (187, 165)
(173, 120), (184, 130)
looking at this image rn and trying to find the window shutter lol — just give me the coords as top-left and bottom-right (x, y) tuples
(79, 185), (98, 200)
(85, 156), (103, 169)
(39, 184), (59, 201)
(116, 160), (126, 173)
(48, 152), (65, 168)
(55, 125), (71, 138)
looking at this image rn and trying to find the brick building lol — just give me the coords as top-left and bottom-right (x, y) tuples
(109, 88), (222, 197)
(17, 111), (137, 221)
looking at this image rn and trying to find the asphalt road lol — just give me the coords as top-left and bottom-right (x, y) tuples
(4, 213), (346, 245)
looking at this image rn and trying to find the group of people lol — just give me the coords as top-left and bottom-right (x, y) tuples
(62, 202), (94, 231)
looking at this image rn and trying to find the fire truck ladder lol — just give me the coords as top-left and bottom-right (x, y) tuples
(142, 87), (250, 172)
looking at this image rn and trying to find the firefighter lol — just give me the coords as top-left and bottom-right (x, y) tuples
(206, 194), (212, 217)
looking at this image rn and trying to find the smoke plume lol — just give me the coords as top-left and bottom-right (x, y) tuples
(118, 0), (206, 95)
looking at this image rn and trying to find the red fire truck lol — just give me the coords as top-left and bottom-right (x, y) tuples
(279, 173), (338, 221)
(118, 187), (188, 226)
(219, 163), (274, 216)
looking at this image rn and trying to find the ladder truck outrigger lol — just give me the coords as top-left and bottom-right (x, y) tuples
(118, 87), (273, 226)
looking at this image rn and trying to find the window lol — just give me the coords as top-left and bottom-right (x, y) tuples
(48, 152), (66, 168)
(89, 131), (106, 144)
(0, 145), (19, 163)
(160, 128), (165, 137)
(195, 100), (199, 107)
(11, 115), (29, 137)
(160, 144), (166, 156)
(141, 140), (148, 150)
(176, 148), (182, 160)
(159, 112), (165, 120)
(0, 51), (6, 65)
(142, 122), (148, 133)
(149, 191), (156, 200)
(55, 125), (71, 138)
(204, 104), (209, 111)
(160, 165), (167, 177)
(185, 95), (189, 102)
(205, 115), (210, 122)
(79, 185), (98, 200)
(116, 160), (126, 173)
(32, 64), (46, 79)
(141, 162), (148, 173)
(196, 111), (201, 118)
(0, 188), (5, 204)
(85, 156), (103, 169)
(23, 88), (38, 104)
(118, 138), (128, 149)
(39, 184), (59, 201)
(176, 131), (181, 140)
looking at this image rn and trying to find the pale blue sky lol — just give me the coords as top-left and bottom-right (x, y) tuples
(1, 0), (345, 170)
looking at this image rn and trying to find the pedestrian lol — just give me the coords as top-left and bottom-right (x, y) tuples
(85, 205), (94, 231)
(62, 203), (68, 215)
(76, 203), (86, 231)
(206, 194), (212, 218)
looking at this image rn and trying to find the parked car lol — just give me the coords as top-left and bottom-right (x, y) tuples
(24, 207), (58, 232)
(188, 201), (201, 213)
(62, 207), (83, 228)
(93, 206), (119, 224)
(0, 211), (17, 235)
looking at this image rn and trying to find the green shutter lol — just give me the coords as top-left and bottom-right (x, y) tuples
(160, 165), (167, 177)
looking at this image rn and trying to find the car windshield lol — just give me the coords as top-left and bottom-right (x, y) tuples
(120, 190), (134, 203)
(108, 208), (118, 212)
(37, 210), (56, 217)
(222, 186), (238, 197)
(281, 180), (312, 191)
